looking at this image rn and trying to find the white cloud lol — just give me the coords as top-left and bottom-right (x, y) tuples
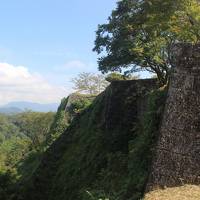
(0, 63), (69, 106)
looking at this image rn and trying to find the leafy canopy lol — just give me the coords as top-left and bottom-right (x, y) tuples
(13, 111), (55, 151)
(93, 0), (200, 85)
(72, 72), (109, 95)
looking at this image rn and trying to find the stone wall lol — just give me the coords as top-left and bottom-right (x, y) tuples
(103, 79), (158, 153)
(147, 43), (200, 190)
(24, 78), (158, 200)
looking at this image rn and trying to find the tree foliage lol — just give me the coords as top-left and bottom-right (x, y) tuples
(93, 0), (200, 85)
(0, 111), (56, 199)
(13, 111), (55, 151)
(105, 72), (139, 82)
(72, 72), (109, 95)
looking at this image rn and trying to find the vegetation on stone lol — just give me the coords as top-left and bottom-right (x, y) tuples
(47, 94), (95, 145)
(21, 79), (167, 200)
(105, 72), (140, 82)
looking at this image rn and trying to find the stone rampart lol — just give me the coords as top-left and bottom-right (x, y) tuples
(147, 43), (200, 190)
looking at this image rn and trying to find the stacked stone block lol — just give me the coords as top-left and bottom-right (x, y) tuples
(147, 43), (200, 190)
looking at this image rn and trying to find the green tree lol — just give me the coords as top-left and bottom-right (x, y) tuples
(0, 114), (21, 143)
(0, 171), (16, 200)
(0, 136), (30, 172)
(0, 114), (29, 172)
(93, 0), (200, 85)
(13, 112), (55, 151)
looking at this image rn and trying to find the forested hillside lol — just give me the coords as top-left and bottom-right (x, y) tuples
(0, 111), (55, 199)
(0, 93), (95, 199)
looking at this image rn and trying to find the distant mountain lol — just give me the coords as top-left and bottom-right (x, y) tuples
(0, 101), (59, 113)
(0, 107), (23, 114)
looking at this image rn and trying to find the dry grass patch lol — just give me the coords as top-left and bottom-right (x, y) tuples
(144, 185), (200, 200)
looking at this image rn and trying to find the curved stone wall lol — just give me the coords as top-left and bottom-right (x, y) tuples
(147, 43), (200, 190)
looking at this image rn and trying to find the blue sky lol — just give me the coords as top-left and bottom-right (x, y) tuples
(0, 0), (117, 105)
